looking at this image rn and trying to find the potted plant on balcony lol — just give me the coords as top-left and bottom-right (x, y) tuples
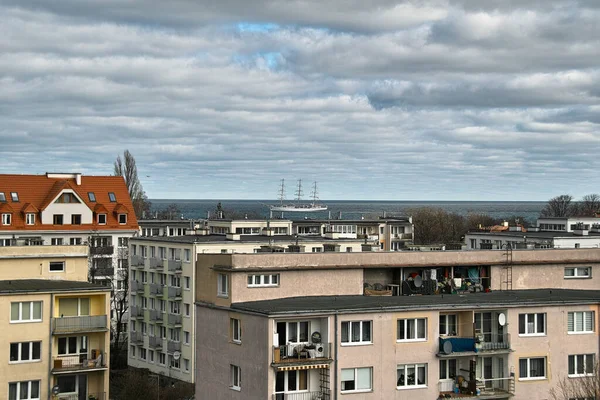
(88, 395), (97, 400)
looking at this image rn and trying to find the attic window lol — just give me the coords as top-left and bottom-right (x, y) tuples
(88, 192), (96, 202)
(98, 214), (107, 225)
(0, 193), (5, 202)
(10, 192), (18, 202)
(55, 193), (81, 204)
(108, 192), (116, 202)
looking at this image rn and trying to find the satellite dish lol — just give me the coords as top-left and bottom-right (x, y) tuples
(443, 340), (453, 354)
(173, 351), (181, 361)
(498, 313), (506, 326)
(52, 386), (60, 395)
(414, 275), (423, 288)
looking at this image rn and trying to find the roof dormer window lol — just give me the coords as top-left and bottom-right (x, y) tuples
(26, 213), (35, 225)
(88, 192), (96, 202)
(98, 214), (107, 225)
(108, 192), (116, 202)
(10, 192), (19, 202)
(119, 214), (127, 224)
(0, 193), (5, 202)
(2, 213), (11, 225)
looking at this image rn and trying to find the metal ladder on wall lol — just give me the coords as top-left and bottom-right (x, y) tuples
(320, 367), (331, 400)
(502, 245), (513, 290)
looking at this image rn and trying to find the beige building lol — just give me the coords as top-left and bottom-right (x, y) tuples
(127, 232), (373, 384)
(0, 245), (111, 400)
(195, 250), (600, 400)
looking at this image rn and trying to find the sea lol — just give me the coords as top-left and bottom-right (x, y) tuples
(148, 200), (546, 224)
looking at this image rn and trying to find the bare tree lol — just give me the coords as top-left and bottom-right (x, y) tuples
(540, 194), (574, 218)
(114, 150), (150, 219)
(550, 361), (600, 400)
(409, 207), (467, 245)
(579, 194), (600, 217)
(156, 203), (183, 220)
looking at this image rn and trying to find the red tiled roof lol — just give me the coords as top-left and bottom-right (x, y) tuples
(0, 174), (139, 232)
(113, 203), (129, 214)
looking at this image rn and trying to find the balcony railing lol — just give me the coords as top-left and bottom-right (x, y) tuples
(149, 257), (164, 270)
(393, 233), (413, 240)
(94, 267), (114, 276)
(150, 309), (164, 323)
(150, 283), (164, 296)
(168, 287), (182, 298)
(479, 333), (511, 351)
(54, 393), (106, 400)
(149, 336), (163, 349)
(272, 342), (332, 364)
(52, 353), (107, 373)
(53, 315), (108, 334)
(168, 314), (182, 326)
(168, 259), (183, 272)
(90, 245), (114, 255)
(131, 281), (145, 293)
(130, 255), (144, 266)
(167, 340), (181, 353)
(272, 391), (330, 400)
(130, 306), (144, 318)
(478, 376), (515, 397)
(130, 331), (143, 344)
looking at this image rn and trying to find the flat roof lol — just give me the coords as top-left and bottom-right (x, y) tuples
(131, 234), (363, 244)
(230, 289), (600, 315)
(0, 279), (110, 294)
(467, 231), (600, 239)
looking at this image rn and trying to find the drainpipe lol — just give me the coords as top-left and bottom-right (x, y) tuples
(49, 294), (55, 398)
(333, 313), (338, 400)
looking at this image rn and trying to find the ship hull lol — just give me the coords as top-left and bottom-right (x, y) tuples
(270, 205), (328, 212)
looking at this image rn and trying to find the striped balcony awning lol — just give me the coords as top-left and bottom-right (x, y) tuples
(277, 364), (329, 371)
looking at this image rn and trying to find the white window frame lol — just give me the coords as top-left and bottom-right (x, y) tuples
(2, 213), (12, 225)
(565, 267), (591, 279)
(159, 352), (166, 365)
(97, 214), (107, 225)
(184, 249), (191, 263)
(140, 348), (147, 360)
(185, 276), (191, 290)
(57, 336), (87, 356)
(439, 359), (456, 380)
(49, 261), (65, 272)
(231, 318), (241, 343)
(568, 354), (595, 377)
(568, 311), (595, 334)
(10, 301), (42, 323)
(170, 355), (180, 369)
(519, 357), (547, 380)
(341, 320), (372, 345)
(397, 363), (428, 389)
(519, 313), (546, 336)
(217, 273), (229, 298)
(118, 214), (127, 224)
(25, 213), (35, 225)
(341, 367), (372, 393)
(9, 341), (42, 363)
(230, 364), (241, 391)
(184, 358), (190, 373)
(439, 314), (457, 336)
(247, 274), (280, 288)
(8, 380), (40, 400)
(397, 318), (427, 342)
(184, 331), (190, 345)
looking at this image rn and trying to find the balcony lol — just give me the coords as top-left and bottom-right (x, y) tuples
(131, 281), (145, 293)
(168, 259), (182, 273)
(130, 255), (144, 267)
(149, 336), (163, 349)
(53, 315), (108, 334)
(168, 287), (182, 299)
(272, 342), (332, 366)
(54, 393), (105, 400)
(149, 257), (164, 270)
(94, 267), (114, 276)
(393, 233), (413, 240)
(150, 309), (164, 323)
(149, 283), (164, 296)
(130, 331), (143, 344)
(272, 391), (331, 400)
(168, 314), (182, 326)
(479, 333), (511, 352)
(440, 377), (514, 399)
(167, 340), (181, 353)
(438, 334), (511, 356)
(90, 245), (114, 256)
(52, 353), (107, 374)
(130, 306), (144, 319)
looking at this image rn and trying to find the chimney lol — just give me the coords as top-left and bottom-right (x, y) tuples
(46, 172), (82, 184)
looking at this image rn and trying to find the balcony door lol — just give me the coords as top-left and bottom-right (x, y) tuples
(474, 311), (505, 343)
(277, 321), (310, 345)
(56, 374), (87, 400)
(275, 370), (308, 399)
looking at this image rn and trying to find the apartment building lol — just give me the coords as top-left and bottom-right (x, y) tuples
(0, 172), (139, 287)
(465, 216), (600, 250)
(127, 233), (372, 384)
(194, 250), (600, 399)
(0, 245), (111, 400)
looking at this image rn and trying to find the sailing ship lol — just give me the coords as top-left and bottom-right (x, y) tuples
(269, 179), (327, 212)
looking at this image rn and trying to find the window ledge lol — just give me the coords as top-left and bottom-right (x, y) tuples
(518, 333), (546, 337)
(341, 342), (373, 347)
(568, 374), (594, 378)
(518, 377), (547, 381)
(230, 386), (241, 392)
(396, 339), (427, 343)
(341, 389), (372, 394)
(564, 276), (591, 279)
(397, 385), (428, 390)
(568, 332), (594, 335)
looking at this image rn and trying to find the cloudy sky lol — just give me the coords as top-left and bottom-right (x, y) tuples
(1, 0), (599, 200)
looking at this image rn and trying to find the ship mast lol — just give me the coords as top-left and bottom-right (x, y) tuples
(310, 181), (320, 205)
(294, 179), (303, 204)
